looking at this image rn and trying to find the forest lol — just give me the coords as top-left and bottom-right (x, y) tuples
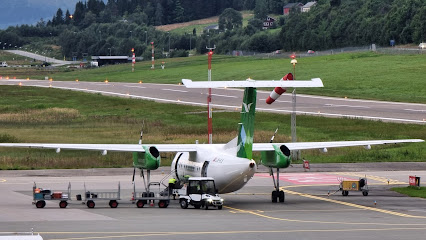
(0, 0), (424, 59)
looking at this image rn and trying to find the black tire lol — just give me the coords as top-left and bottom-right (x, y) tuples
(271, 191), (278, 203)
(87, 200), (95, 208)
(109, 200), (118, 208)
(148, 192), (154, 197)
(204, 201), (209, 210)
(180, 199), (188, 209)
(342, 191), (349, 196)
(136, 200), (144, 208)
(194, 204), (201, 209)
(142, 192), (148, 198)
(36, 200), (45, 208)
(218, 205), (223, 210)
(279, 190), (285, 203)
(362, 191), (369, 196)
(59, 201), (68, 208)
(158, 200), (166, 208)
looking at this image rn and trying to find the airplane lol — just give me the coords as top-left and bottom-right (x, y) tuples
(0, 77), (423, 203)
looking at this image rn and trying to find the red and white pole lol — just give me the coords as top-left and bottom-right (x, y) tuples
(207, 50), (213, 144)
(131, 48), (135, 72)
(151, 42), (155, 69)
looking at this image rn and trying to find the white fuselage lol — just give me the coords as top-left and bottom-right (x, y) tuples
(171, 145), (256, 194)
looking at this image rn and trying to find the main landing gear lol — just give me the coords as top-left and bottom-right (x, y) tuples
(270, 168), (285, 203)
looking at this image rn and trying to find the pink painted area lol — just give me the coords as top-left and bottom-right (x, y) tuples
(255, 173), (357, 185)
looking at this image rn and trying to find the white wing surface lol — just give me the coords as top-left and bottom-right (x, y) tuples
(253, 139), (424, 151)
(0, 143), (200, 153)
(182, 78), (324, 88)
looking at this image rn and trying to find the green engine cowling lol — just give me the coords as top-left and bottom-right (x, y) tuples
(261, 145), (292, 169)
(132, 146), (161, 170)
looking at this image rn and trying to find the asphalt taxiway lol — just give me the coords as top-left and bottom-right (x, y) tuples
(1, 165), (426, 240)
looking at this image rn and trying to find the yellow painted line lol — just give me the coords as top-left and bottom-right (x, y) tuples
(36, 228), (426, 240)
(283, 188), (426, 219)
(0, 179), (6, 183)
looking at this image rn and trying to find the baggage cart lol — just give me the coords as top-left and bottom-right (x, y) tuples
(33, 182), (71, 208)
(83, 182), (121, 208)
(133, 182), (170, 208)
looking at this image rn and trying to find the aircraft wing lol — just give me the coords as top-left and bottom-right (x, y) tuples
(182, 78), (323, 88)
(252, 139), (424, 151)
(0, 143), (200, 153)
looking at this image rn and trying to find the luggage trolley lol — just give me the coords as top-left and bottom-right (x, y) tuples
(33, 182), (71, 208)
(83, 182), (121, 208)
(133, 181), (170, 208)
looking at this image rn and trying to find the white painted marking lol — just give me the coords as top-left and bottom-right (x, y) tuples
(211, 94), (237, 98)
(123, 85), (146, 89)
(404, 109), (426, 113)
(163, 88), (188, 93)
(325, 104), (370, 109)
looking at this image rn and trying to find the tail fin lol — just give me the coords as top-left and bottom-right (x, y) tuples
(237, 87), (256, 159)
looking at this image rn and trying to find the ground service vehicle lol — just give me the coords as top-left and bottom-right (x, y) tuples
(179, 177), (223, 210)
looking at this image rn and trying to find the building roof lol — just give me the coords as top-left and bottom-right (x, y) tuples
(91, 56), (129, 60)
(283, 3), (303, 8)
(303, 1), (317, 8)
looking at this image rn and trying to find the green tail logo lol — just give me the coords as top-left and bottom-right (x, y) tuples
(237, 87), (256, 159)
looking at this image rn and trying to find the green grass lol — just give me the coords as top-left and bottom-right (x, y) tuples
(391, 186), (426, 199)
(0, 86), (424, 169)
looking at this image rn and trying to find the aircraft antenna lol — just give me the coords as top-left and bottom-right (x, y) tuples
(138, 120), (145, 145)
(269, 127), (279, 143)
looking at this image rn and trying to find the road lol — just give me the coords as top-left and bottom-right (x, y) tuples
(0, 79), (424, 124)
(1, 165), (426, 240)
(5, 50), (78, 66)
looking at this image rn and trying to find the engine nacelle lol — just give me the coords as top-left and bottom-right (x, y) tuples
(133, 146), (161, 170)
(261, 145), (292, 169)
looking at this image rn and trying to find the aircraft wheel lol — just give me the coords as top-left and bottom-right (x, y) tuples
(180, 199), (188, 209)
(279, 191), (285, 203)
(109, 200), (118, 208)
(36, 200), (46, 208)
(271, 191), (278, 203)
(136, 200), (144, 208)
(59, 201), (68, 208)
(342, 191), (349, 196)
(194, 204), (201, 209)
(362, 191), (369, 196)
(87, 200), (95, 208)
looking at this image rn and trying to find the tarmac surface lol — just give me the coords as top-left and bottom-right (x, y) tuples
(1, 163), (426, 240)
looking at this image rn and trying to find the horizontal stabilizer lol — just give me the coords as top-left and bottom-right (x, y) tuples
(182, 78), (323, 88)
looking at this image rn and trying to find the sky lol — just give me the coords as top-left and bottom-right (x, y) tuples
(0, 0), (82, 29)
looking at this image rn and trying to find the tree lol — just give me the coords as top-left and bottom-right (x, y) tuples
(254, 0), (268, 20)
(155, 3), (164, 26)
(53, 8), (64, 25)
(218, 8), (243, 31)
(174, 0), (185, 23)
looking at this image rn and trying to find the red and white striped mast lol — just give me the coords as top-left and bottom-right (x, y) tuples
(206, 47), (215, 144)
(150, 42), (155, 69)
